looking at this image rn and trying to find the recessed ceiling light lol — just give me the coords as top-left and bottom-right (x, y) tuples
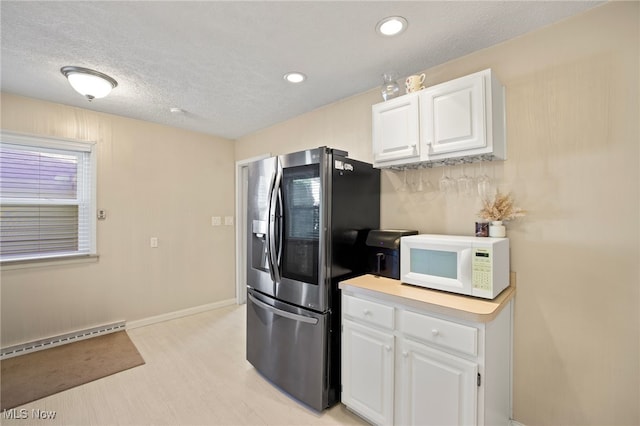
(170, 107), (185, 114)
(283, 72), (306, 83)
(376, 16), (408, 36)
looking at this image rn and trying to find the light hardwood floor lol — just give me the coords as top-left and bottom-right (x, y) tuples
(2, 304), (368, 425)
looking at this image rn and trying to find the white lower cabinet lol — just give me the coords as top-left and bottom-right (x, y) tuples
(396, 338), (477, 426)
(341, 292), (512, 426)
(341, 319), (395, 425)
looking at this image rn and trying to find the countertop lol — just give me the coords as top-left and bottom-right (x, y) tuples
(339, 274), (515, 323)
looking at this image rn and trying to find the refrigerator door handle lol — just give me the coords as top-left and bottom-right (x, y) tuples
(275, 184), (283, 272)
(248, 293), (319, 325)
(269, 165), (283, 284)
(266, 170), (277, 283)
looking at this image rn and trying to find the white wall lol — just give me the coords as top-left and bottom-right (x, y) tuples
(235, 3), (639, 424)
(1, 94), (236, 346)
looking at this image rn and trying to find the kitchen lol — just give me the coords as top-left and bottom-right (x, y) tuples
(1, 1), (638, 425)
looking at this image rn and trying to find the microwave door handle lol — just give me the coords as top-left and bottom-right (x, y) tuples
(459, 248), (473, 286)
(248, 293), (318, 325)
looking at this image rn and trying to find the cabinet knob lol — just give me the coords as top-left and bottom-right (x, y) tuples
(385, 345), (392, 352)
(402, 351), (408, 358)
(431, 329), (439, 336)
(363, 309), (371, 316)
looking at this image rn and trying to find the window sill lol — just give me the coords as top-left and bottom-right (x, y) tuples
(1, 254), (99, 270)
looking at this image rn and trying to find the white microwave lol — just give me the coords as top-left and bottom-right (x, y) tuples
(400, 234), (509, 299)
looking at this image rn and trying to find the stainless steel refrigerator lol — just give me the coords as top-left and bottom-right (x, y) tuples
(246, 147), (380, 411)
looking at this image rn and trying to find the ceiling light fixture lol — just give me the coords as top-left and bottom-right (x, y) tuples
(376, 16), (408, 36)
(283, 72), (306, 83)
(60, 66), (118, 101)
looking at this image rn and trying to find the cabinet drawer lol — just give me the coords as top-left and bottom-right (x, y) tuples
(343, 295), (394, 330)
(401, 310), (477, 356)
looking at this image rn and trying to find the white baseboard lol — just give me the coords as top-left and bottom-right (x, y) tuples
(510, 420), (526, 426)
(0, 300), (236, 359)
(126, 298), (237, 330)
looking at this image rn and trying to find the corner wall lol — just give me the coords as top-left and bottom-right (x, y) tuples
(1, 93), (236, 347)
(235, 3), (639, 424)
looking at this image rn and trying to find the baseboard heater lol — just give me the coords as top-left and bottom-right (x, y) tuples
(0, 321), (126, 360)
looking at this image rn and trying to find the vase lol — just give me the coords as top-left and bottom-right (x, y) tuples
(489, 220), (506, 237)
(381, 72), (400, 101)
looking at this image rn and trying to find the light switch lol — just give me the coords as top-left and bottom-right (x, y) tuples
(224, 216), (234, 226)
(211, 216), (222, 226)
(150, 237), (158, 248)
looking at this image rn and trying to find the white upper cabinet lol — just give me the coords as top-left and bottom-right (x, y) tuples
(372, 69), (506, 168)
(372, 92), (420, 166)
(422, 69), (504, 161)
(421, 71), (486, 157)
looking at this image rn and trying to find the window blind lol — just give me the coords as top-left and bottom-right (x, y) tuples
(0, 133), (96, 262)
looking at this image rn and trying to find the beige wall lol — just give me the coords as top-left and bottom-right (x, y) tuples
(0, 94), (236, 347)
(0, 2), (637, 424)
(236, 3), (639, 425)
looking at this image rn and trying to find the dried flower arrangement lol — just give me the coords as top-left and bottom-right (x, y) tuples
(478, 190), (526, 222)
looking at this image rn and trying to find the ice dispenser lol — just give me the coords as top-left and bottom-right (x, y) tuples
(366, 230), (418, 280)
(251, 220), (270, 271)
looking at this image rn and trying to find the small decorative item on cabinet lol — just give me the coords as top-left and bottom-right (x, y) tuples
(477, 190), (526, 237)
(489, 221), (506, 237)
(405, 73), (426, 93)
(475, 221), (489, 237)
(381, 72), (400, 101)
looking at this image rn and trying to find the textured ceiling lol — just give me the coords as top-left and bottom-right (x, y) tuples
(1, 1), (604, 140)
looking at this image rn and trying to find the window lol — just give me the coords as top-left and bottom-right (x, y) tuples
(0, 131), (97, 263)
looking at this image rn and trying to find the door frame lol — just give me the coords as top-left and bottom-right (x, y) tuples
(235, 153), (271, 305)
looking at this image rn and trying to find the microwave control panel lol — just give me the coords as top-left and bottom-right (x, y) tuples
(472, 247), (493, 291)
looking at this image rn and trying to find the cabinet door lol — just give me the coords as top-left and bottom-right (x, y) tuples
(342, 319), (394, 425)
(372, 93), (420, 165)
(397, 339), (478, 426)
(421, 72), (486, 158)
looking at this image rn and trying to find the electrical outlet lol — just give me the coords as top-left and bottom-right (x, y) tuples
(224, 216), (234, 226)
(211, 216), (222, 226)
(97, 209), (107, 220)
(150, 237), (158, 248)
